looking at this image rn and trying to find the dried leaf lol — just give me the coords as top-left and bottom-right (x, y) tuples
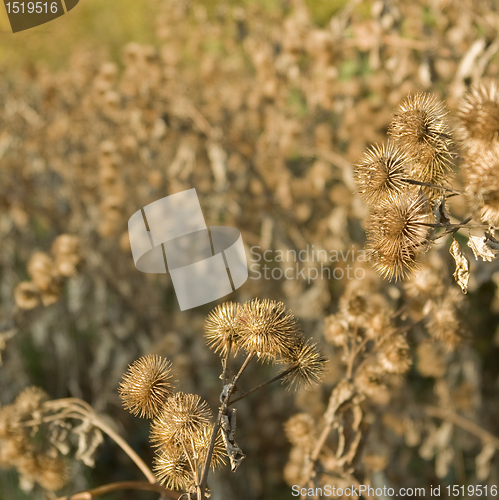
(73, 420), (104, 467)
(220, 408), (245, 472)
(467, 233), (499, 262)
(449, 239), (470, 293)
(434, 197), (451, 226)
(476, 443), (495, 481)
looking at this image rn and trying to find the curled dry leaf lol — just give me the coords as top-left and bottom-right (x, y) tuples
(449, 239), (470, 293)
(467, 232), (499, 262)
(475, 443), (495, 481)
(434, 196), (451, 226)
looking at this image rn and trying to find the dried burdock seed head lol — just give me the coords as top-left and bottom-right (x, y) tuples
(416, 341), (447, 378)
(153, 446), (192, 490)
(0, 433), (30, 466)
(150, 392), (212, 447)
(377, 335), (412, 374)
(389, 93), (453, 191)
(365, 295), (393, 340)
(51, 234), (80, 259)
(462, 147), (499, 226)
(456, 81), (499, 151)
(426, 288), (464, 351)
(14, 282), (40, 310)
(339, 281), (372, 326)
(282, 339), (327, 390)
(17, 453), (69, 491)
(204, 302), (243, 356)
(354, 365), (386, 397)
(40, 280), (63, 307)
(237, 299), (304, 361)
(193, 423), (227, 470)
(14, 386), (49, 418)
(367, 192), (432, 280)
(354, 142), (410, 207)
(403, 264), (446, 301)
(284, 413), (316, 450)
(27, 252), (55, 291)
(389, 92), (452, 154)
(323, 314), (348, 346)
(36, 455), (70, 491)
(118, 355), (174, 418)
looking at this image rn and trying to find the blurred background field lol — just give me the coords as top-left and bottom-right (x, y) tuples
(0, 0), (349, 69)
(0, 0), (499, 499)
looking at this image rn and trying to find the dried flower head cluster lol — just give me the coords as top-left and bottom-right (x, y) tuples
(14, 234), (82, 310)
(388, 92), (453, 189)
(204, 299), (327, 389)
(285, 281), (415, 490)
(0, 387), (68, 492)
(356, 89), (499, 284)
(457, 82), (499, 226)
(354, 93), (454, 280)
(118, 300), (326, 495)
(118, 354), (224, 491)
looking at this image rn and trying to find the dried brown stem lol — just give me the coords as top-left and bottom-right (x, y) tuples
(425, 405), (499, 451)
(43, 399), (156, 483)
(402, 178), (463, 194)
(228, 365), (295, 406)
(55, 481), (176, 500)
(198, 352), (255, 499)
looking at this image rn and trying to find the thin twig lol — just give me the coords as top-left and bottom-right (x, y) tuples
(425, 405), (499, 451)
(198, 352), (255, 499)
(55, 481), (176, 500)
(43, 400), (156, 483)
(228, 366), (295, 406)
(402, 178), (463, 194)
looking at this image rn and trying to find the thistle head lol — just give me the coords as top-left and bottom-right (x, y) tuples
(204, 301), (243, 356)
(118, 355), (174, 418)
(456, 81), (499, 152)
(367, 192), (432, 280)
(236, 299), (304, 361)
(281, 339), (328, 390)
(150, 392), (212, 447)
(354, 142), (410, 207)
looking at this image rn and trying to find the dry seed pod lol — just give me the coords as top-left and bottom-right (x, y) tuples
(281, 339), (327, 390)
(367, 192), (432, 280)
(204, 302), (243, 356)
(456, 81), (499, 152)
(27, 252), (55, 291)
(389, 92), (453, 190)
(354, 142), (410, 207)
(14, 282), (40, 310)
(150, 392), (212, 447)
(118, 355), (174, 418)
(236, 299), (304, 361)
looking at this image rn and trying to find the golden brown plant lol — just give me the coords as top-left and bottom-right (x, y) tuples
(150, 392), (212, 447)
(367, 192), (431, 280)
(354, 142), (410, 207)
(204, 301), (243, 356)
(118, 354), (174, 419)
(236, 298), (304, 361)
(388, 92), (453, 189)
